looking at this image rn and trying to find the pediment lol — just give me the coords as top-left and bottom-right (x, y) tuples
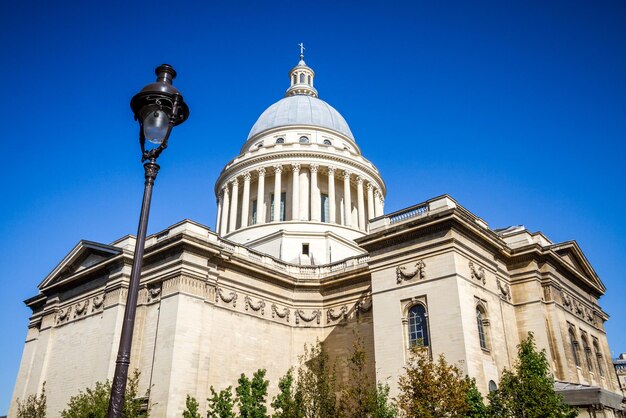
(39, 240), (123, 290)
(551, 241), (605, 294)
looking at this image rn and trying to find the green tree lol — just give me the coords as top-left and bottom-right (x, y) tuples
(339, 333), (397, 418)
(372, 383), (398, 418)
(294, 341), (339, 418)
(207, 386), (236, 418)
(397, 348), (470, 418)
(236, 369), (269, 418)
(465, 378), (487, 418)
(487, 332), (578, 418)
(182, 395), (201, 418)
(271, 369), (302, 418)
(16, 382), (47, 418)
(61, 370), (149, 418)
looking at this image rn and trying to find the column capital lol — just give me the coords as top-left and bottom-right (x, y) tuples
(242, 171), (251, 181)
(366, 182), (374, 191)
(374, 189), (381, 198)
(230, 177), (239, 187)
(343, 170), (352, 180)
(310, 163), (319, 173)
(327, 166), (336, 176)
(273, 164), (283, 174)
(356, 176), (363, 185)
(291, 163), (301, 172)
(257, 167), (266, 177)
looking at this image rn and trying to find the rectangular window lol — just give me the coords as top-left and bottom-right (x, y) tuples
(302, 243), (310, 255)
(321, 194), (329, 222)
(250, 200), (257, 225)
(270, 192), (286, 221)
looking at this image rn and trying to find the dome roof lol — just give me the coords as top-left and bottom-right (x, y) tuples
(247, 95), (354, 140)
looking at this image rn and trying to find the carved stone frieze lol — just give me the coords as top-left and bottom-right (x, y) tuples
(92, 295), (104, 312)
(271, 304), (290, 322)
(560, 290), (596, 326)
(147, 283), (162, 303)
(497, 280), (512, 301)
(562, 292), (572, 308)
(327, 306), (348, 322)
(216, 287), (238, 307)
(295, 309), (321, 325)
(396, 260), (425, 284)
(356, 298), (373, 317)
(74, 300), (89, 317)
(245, 295), (266, 315)
(469, 261), (486, 285)
(57, 307), (70, 324)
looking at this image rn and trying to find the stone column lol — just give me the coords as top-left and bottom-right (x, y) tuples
(220, 185), (230, 234)
(356, 176), (365, 230)
(310, 164), (320, 222)
(299, 168), (309, 221)
(374, 189), (382, 217)
(291, 163), (300, 221)
(380, 195), (385, 215)
(216, 193), (223, 235)
(273, 165), (282, 222)
(240, 171), (251, 228)
(256, 167), (266, 224)
(229, 178), (239, 232)
(328, 166), (336, 223)
(367, 183), (375, 220)
(343, 170), (352, 227)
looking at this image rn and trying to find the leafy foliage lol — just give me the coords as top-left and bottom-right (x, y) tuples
(294, 341), (340, 418)
(339, 333), (398, 418)
(207, 386), (236, 418)
(236, 369), (269, 418)
(487, 332), (577, 418)
(397, 348), (471, 418)
(270, 369), (301, 418)
(60, 370), (148, 418)
(272, 337), (396, 418)
(182, 395), (202, 418)
(16, 382), (47, 418)
(465, 378), (488, 418)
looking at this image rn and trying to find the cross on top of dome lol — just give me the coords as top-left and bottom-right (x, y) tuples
(286, 43), (318, 98)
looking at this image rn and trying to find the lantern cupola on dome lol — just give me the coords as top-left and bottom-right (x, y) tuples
(285, 43), (318, 98)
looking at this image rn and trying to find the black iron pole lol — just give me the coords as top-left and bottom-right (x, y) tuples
(107, 160), (160, 418)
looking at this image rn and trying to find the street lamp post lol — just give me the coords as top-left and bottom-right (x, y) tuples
(107, 64), (189, 418)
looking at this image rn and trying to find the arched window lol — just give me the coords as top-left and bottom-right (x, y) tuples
(569, 327), (580, 367)
(476, 306), (488, 350)
(581, 335), (593, 372)
(323, 139), (332, 146)
(292, 74), (296, 85)
(488, 380), (498, 393)
(299, 136), (309, 143)
(276, 137), (285, 144)
(593, 340), (604, 377)
(307, 75), (311, 84)
(408, 304), (429, 347)
(299, 73), (305, 83)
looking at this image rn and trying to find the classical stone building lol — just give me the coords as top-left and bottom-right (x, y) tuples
(10, 54), (625, 417)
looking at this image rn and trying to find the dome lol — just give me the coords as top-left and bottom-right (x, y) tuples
(247, 95), (354, 141)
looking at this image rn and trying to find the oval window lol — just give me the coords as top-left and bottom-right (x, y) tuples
(276, 137), (285, 144)
(299, 136), (309, 143)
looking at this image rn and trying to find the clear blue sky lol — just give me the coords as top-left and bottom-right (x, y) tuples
(1, 0), (624, 413)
